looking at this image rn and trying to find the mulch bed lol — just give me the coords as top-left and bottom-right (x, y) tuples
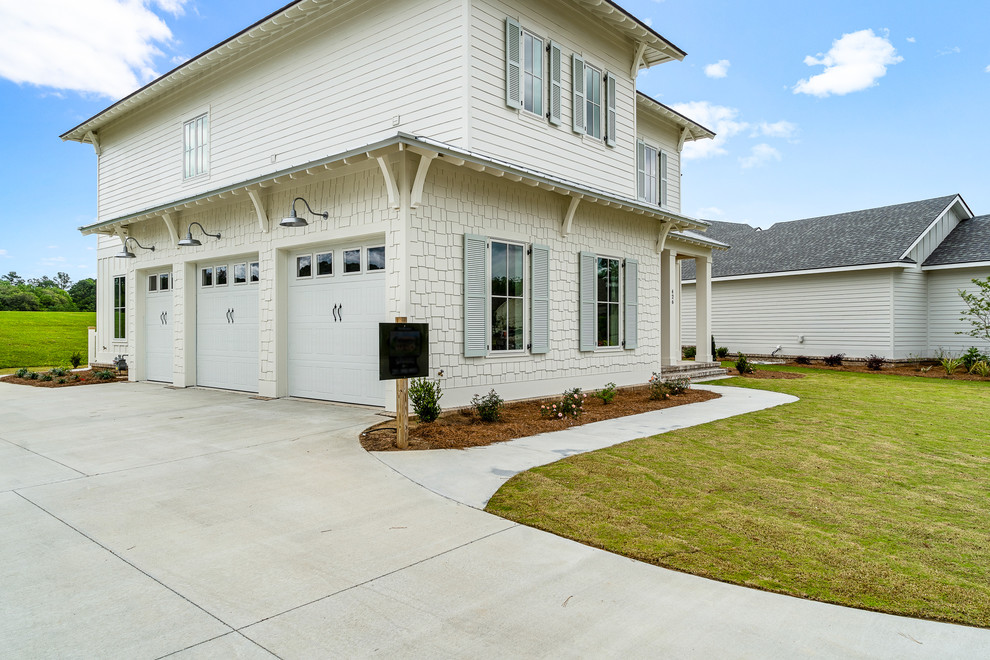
(1, 369), (128, 388)
(361, 385), (720, 451)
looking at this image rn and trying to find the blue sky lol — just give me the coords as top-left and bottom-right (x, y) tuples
(0, 0), (987, 281)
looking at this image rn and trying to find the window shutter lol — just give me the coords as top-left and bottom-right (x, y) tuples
(636, 139), (646, 200)
(464, 233), (489, 357)
(548, 41), (562, 126)
(572, 54), (586, 134)
(624, 258), (638, 349)
(605, 72), (617, 147)
(530, 244), (550, 354)
(505, 18), (523, 109)
(579, 251), (596, 351)
(660, 151), (669, 207)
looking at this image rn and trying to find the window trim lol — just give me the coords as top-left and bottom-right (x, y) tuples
(584, 63), (603, 140)
(595, 255), (622, 349)
(232, 263), (247, 285)
(296, 255), (313, 279)
(521, 29), (544, 119)
(215, 264), (229, 287)
(201, 267), (214, 288)
(342, 248), (362, 275)
(366, 246), (386, 273)
(315, 251), (334, 278)
(489, 239), (528, 355)
(113, 275), (126, 341)
(182, 112), (210, 180)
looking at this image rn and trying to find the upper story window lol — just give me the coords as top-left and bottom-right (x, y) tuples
(637, 140), (670, 208)
(506, 18), (562, 125)
(584, 65), (602, 140)
(183, 113), (209, 179)
(572, 55), (616, 146)
(522, 32), (544, 117)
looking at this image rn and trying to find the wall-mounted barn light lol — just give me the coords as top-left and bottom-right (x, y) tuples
(178, 222), (222, 247)
(280, 197), (328, 228)
(115, 237), (155, 258)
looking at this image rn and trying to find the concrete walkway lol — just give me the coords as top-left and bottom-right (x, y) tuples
(1, 381), (987, 658)
(374, 384), (796, 508)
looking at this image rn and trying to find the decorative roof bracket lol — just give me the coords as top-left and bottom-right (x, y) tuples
(561, 195), (582, 237)
(630, 42), (647, 78)
(161, 212), (179, 245)
(247, 189), (270, 232)
(655, 221), (672, 254)
(85, 130), (102, 156)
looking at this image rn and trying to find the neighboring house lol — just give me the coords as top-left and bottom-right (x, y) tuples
(680, 195), (990, 360)
(63, 0), (725, 410)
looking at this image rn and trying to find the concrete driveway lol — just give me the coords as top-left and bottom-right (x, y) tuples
(1, 381), (986, 658)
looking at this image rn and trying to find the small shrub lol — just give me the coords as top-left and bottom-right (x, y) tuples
(69, 352), (83, 369)
(969, 360), (990, 377)
(541, 388), (585, 419)
(14, 367), (29, 378)
(26, 371), (40, 380)
(865, 354), (886, 371)
(961, 347), (989, 371)
(823, 354), (845, 367)
(69, 373), (80, 382)
(715, 347), (729, 359)
(735, 353), (753, 375)
(594, 382), (618, 405)
(409, 378), (443, 423)
(794, 356), (812, 365)
(94, 369), (116, 381)
(40, 373), (53, 382)
(682, 345), (697, 359)
(665, 377), (690, 395)
(50, 367), (68, 377)
(939, 356), (963, 376)
(56, 378), (66, 384)
(471, 389), (504, 423)
(648, 372), (668, 400)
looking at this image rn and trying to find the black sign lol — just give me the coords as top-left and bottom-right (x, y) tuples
(379, 322), (429, 380)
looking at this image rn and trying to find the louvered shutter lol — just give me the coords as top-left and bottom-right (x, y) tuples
(605, 72), (617, 147)
(579, 251), (596, 351)
(636, 139), (646, 200)
(572, 54), (586, 133)
(624, 258), (638, 349)
(548, 41), (562, 126)
(530, 244), (550, 354)
(464, 234), (489, 357)
(505, 18), (523, 109)
(660, 151), (669, 207)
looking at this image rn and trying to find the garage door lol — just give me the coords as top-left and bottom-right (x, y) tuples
(196, 260), (259, 392)
(144, 271), (173, 383)
(288, 244), (386, 405)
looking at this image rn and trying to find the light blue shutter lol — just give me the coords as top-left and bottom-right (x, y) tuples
(548, 41), (562, 126)
(572, 54), (586, 134)
(624, 258), (638, 349)
(579, 251), (596, 351)
(464, 234), (489, 357)
(636, 139), (646, 200)
(505, 18), (523, 109)
(605, 72), (617, 147)
(660, 151), (669, 207)
(530, 244), (550, 354)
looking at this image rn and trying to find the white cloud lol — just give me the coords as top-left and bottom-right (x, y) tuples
(937, 46), (960, 56)
(697, 206), (724, 218)
(643, 17), (653, 27)
(47, 245), (59, 249)
(906, 37), (916, 43)
(986, 65), (990, 73)
(739, 144), (782, 169)
(793, 29), (903, 97)
(704, 59), (730, 79)
(753, 120), (798, 139)
(0, 249), (9, 258)
(0, 0), (189, 99)
(670, 101), (749, 159)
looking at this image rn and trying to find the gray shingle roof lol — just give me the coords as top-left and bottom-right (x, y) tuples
(682, 195), (960, 280)
(924, 215), (990, 266)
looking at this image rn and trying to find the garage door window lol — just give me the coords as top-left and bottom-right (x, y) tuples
(316, 252), (333, 276)
(216, 265), (228, 286)
(250, 262), (260, 283)
(297, 255), (312, 278)
(159, 273), (170, 291)
(367, 246), (385, 271)
(202, 267), (213, 287)
(344, 249), (361, 274)
(148, 275), (158, 292)
(233, 263), (246, 285)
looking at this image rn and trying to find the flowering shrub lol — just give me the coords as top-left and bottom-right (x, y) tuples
(540, 388), (586, 420)
(648, 372), (667, 400)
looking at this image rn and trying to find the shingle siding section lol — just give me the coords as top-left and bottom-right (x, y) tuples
(682, 195), (959, 280)
(923, 215), (990, 266)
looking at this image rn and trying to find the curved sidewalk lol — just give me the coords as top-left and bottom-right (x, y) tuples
(374, 383), (797, 508)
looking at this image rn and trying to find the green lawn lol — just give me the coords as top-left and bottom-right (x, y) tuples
(486, 366), (990, 627)
(0, 311), (96, 371)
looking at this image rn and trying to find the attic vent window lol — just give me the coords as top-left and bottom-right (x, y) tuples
(183, 113), (209, 179)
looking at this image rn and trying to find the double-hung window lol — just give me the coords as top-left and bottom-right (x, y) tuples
(183, 113), (209, 179)
(113, 276), (126, 340)
(491, 241), (525, 352)
(637, 141), (670, 207)
(596, 257), (620, 347)
(579, 252), (638, 352)
(506, 18), (562, 125)
(522, 31), (543, 117)
(584, 65), (602, 140)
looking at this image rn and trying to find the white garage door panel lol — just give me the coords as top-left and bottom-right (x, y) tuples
(288, 249), (386, 406)
(197, 283), (259, 393)
(144, 288), (173, 383)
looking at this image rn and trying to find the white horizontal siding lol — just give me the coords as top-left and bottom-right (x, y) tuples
(97, 0), (464, 220)
(469, 0), (638, 198)
(927, 267), (990, 356)
(907, 206), (962, 264)
(636, 112), (681, 214)
(891, 268), (928, 358)
(681, 270), (896, 357)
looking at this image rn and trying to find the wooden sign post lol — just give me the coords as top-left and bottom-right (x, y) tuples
(395, 316), (409, 449)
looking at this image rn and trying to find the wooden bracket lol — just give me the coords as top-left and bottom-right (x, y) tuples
(247, 189), (270, 232)
(630, 42), (647, 79)
(161, 212), (179, 246)
(655, 222), (672, 254)
(85, 130), (102, 156)
(678, 127), (690, 152)
(376, 155), (401, 209)
(561, 196), (581, 237)
(410, 152), (435, 209)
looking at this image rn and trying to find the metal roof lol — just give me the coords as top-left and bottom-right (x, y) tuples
(636, 92), (715, 141)
(681, 195), (965, 280)
(924, 215), (990, 266)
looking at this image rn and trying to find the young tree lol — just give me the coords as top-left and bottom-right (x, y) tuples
(958, 277), (990, 344)
(2, 271), (23, 284)
(56, 272), (73, 290)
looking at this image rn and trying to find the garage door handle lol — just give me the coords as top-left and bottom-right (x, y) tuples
(332, 303), (339, 322)
(161, 311), (167, 325)
(337, 304), (342, 322)
(226, 308), (233, 324)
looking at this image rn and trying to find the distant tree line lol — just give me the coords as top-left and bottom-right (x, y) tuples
(0, 271), (96, 312)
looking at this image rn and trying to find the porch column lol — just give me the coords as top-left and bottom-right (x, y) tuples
(695, 254), (713, 363)
(660, 248), (679, 366)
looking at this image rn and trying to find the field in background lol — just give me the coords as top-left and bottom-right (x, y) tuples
(0, 311), (96, 371)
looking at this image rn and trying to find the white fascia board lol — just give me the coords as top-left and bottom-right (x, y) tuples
(898, 195), (973, 260)
(922, 261), (990, 271)
(681, 261), (914, 285)
(636, 92), (715, 141)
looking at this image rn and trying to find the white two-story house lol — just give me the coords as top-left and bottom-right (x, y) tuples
(64, 0), (723, 409)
